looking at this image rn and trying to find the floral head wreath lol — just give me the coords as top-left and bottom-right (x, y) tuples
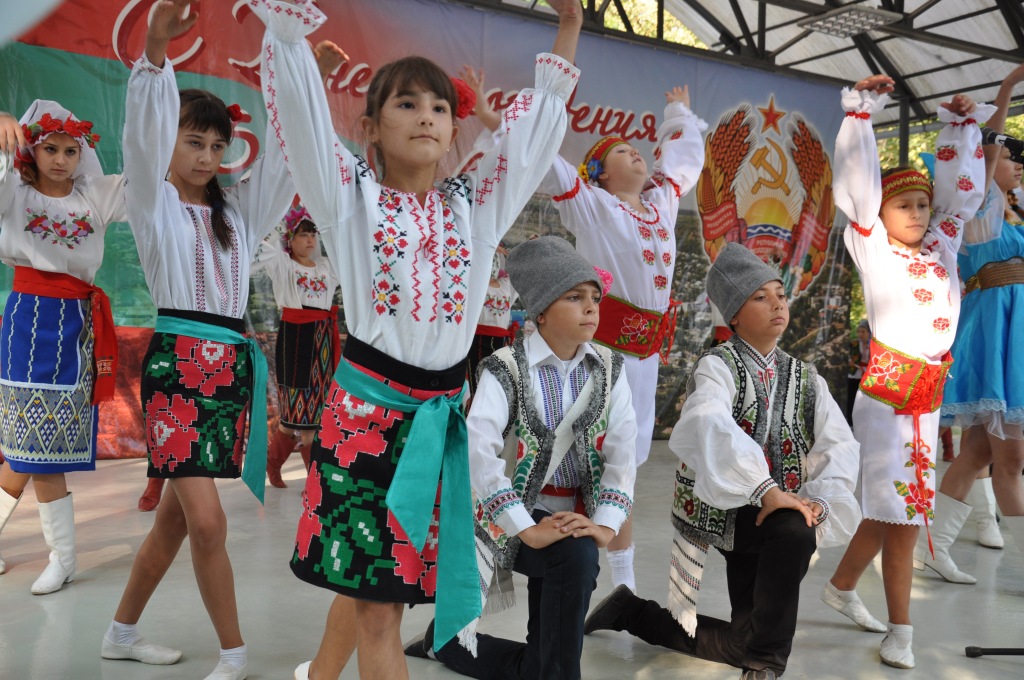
(577, 136), (627, 185)
(449, 77), (477, 120)
(881, 168), (932, 206)
(15, 104), (102, 176)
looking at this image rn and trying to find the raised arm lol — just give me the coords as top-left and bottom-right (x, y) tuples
(0, 111), (24, 213)
(833, 75), (891, 240)
(647, 85), (708, 211)
(252, 0), (359, 237)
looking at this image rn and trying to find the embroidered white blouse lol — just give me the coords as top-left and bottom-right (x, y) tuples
(835, 88), (992, 361)
(255, 0), (578, 370)
(477, 276), (517, 330)
(539, 102), (707, 313)
(468, 332), (637, 536)
(123, 55), (295, 318)
(0, 169), (125, 284)
(253, 232), (339, 311)
(669, 345), (860, 549)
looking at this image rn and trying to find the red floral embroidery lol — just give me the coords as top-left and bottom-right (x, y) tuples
(654, 274), (668, 290)
(956, 175), (975, 192)
(784, 472), (800, 490)
(231, 407), (246, 469)
(937, 218), (958, 239)
(935, 145), (957, 162)
(739, 419), (753, 435)
(295, 464), (324, 560)
(896, 481), (934, 520)
(620, 313), (652, 342)
(781, 439), (793, 454)
(933, 265), (949, 280)
(662, 252), (673, 266)
(442, 290), (467, 324)
(907, 261), (928, 279)
(317, 383), (401, 467)
(975, 144), (984, 159)
(388, 494), (440, 597)
(516, 440), (527, 461)
(638, 225), (653, 240)
(642, 249), (655, 265)
(683, 498), (695, 516)
(175, 337), (236, 397)
(595, 433), (606, 451)
(913, 288), (934, 304)
(146, 393), (200, 472)
(933, 317), (950, 333)
(656, 227), (670, 241)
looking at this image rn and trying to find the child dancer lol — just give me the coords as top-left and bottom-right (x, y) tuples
(253, 1), (582, 678)
(100, 3), (294, 679)
(467, 245), (518, 394)
(928, 64), (1024, 581)
(539, 85), (706, 591)
(406, 236), (637, 679)
(0, 100), (123, 593)
(820, 75), (988, 669)
(254, 205), (340, 487)
(584, 243), (860, 680)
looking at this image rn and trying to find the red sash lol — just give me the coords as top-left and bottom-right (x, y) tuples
(592, 294), (681, 363)
(281, 306), (341, 374)
(12, 266), (117, 404)
(475, 323), (516, 339)
(859, 338), (952, 557)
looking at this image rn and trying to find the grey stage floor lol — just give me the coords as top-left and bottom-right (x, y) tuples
(1, 440), (1023, 679)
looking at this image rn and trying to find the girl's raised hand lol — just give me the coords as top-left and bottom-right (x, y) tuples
(854, 74), (895, 95)
(1003, 64), (1024, 89)
(666, 85), (690, 108)
(941, 93), (977, 117)
(0, 113), (26, 155)
(148, 0), (199, 42)
(548, 0), (582, 23)
(460, 66), (486, 101)
(313, 40), (348, 82)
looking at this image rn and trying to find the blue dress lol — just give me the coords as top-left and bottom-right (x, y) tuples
(942, 191), (1024, 435)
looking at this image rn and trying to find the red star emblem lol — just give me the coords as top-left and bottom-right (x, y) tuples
(758, 96), (786, 134)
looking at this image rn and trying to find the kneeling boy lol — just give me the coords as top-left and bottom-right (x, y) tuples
(585, 243), (860, 680)
(406, 236), (637, 679)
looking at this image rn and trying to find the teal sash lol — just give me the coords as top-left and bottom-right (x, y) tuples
(155, 316), (269, 503)
(334, 357), (480, 650)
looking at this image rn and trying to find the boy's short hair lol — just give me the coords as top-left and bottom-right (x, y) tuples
(706, 243), (783, 323)
(506, 236), (602, 319)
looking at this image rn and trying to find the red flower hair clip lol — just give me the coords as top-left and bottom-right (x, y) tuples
(226, 104), (247, 125)
(450, 77), (477, 120)
(594, 266), (614, 296)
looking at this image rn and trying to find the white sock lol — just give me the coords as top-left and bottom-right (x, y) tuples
(107, 620), (142, 646)
(219, 644), (247, 670)
(608, 544), (636, 592)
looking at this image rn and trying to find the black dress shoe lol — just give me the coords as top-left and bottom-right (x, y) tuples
(403, 620), (435, 659)
(740, 667), (778, 679)
(583, 584), (635, 634)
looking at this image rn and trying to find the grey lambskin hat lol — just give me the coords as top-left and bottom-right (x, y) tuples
(706, 243), (783, 324)
(506, 236), (601, 319)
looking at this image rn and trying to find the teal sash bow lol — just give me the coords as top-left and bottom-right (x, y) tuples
(155, 316), (269, 503)
(334, 357), (481, 650)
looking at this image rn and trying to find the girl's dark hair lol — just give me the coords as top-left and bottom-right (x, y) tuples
(1008, 188), (1024, 221)
(293, 219), (318, 235)
(179, 89), (234, 250)
(18, 159), (39, 186)
(363, 56), (457, 177)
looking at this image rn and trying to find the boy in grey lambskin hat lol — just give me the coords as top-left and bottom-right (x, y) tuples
(506, 236), (603, 320)
(706, 242), (783, 326)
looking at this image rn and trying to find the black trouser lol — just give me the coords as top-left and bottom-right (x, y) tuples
(616, 507), (816, 674)
(435, 510), (600, 680)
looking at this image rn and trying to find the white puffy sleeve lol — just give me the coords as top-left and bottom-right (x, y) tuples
(538, 153), (605, 236)
(928, 103), (994, 253)
(592, 368), (638, 533)
(254, 0), (361, 237)
(669, 355), (775, 509)
(835, 87), (889, 264)
(227, 120), (297, 254)
(457, 53), (579, 248)
(644, 101), (707, 215)
(799, 374), (861, 549)
(123, 54), (180, 244)
(83, 174), (127, 225)
(963, 183), (1006, 246)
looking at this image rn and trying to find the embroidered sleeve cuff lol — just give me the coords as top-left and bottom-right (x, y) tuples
(840, 87), (889, 116)
(664, 101), (709, 133)
(483, 488), (531, 535)
(534, 53), (581, 102)
(811, 497), (831, 525)
(750, 479), (778, 506)
(132, 52), (172, 78)
(258, 0), (326, 42)
(937, 103), (996, 125)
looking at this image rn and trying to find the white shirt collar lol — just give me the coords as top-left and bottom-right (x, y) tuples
(525, 331), (596, 374)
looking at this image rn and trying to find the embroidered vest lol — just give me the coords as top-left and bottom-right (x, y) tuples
(473, 338), (623, 569)
(671, 339), (817, 550)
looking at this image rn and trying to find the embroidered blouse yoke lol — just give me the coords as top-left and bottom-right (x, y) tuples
(258, 0), (579, 371)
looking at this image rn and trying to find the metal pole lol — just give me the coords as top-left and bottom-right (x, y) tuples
(899, 96), (910, 167)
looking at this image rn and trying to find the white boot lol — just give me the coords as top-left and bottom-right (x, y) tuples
(966, 478), (1003, 549)
(912, 492), (976, 584)
(31, 493), (76, 594)
(0, 487), (21, 574)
